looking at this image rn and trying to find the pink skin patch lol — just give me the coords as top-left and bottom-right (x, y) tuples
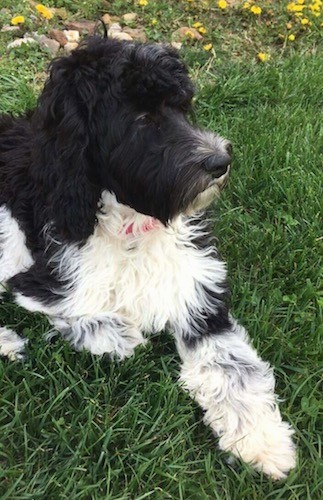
(123, 218), (160, 235)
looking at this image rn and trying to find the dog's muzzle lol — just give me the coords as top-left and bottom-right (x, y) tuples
(184, 140), (232, 215)
(204, 141), (232, 191)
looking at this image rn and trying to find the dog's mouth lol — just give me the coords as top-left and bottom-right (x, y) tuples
(209, 164), (230, 190)
(183, 165), (230, 215)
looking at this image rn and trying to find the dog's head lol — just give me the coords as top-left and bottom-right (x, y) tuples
(32, 37), (231, 241)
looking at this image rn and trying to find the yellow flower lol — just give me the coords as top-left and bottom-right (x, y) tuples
(198, 26), (207, 34)
(185, 30), (195, 38)
(11, 15), (25, 25)
(150, 18), (157, 25)
(257, 52), (268, 62)
(36, 4), (53, 20)
(287, 2), (305, 12)
(138, 0), (148, 6)
(218, 0), (228, 9)
(297, 0), (305, 4)
(288, 33), (296, 40)
(309, 2), (321, 12)
(192, 22), (202, 28)
(243, 2), (250, 9)
(286, 22), (293, 29)
(250, 5), (262, 15)
(203, 43), (213, 51)
(301, 17), (310, 24)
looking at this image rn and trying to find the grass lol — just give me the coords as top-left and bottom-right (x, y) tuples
(0, 1), (322, 498)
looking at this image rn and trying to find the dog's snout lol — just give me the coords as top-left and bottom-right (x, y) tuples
(203, 143), (232, 177)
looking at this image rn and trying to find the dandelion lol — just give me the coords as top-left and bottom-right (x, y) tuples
(297, 0), (305, 4)
(288, 33), (296, 40)
(250, 5), (262, 15)
(138, 0), (148, 6)
(286, 22), (293, 29)
(36, 4), (53, 20)
(243, 2), (250, 8)
(185, 30), (195, 38)
(203, 43), (213, 51)
(287, 2), (305, 12)
(257, 52), (269, 62)
(11, 15), (25, 25)
(192, 22), (202, 28)
(301, 17), (310, 24)
(198, 26), (207, 34)
(151, 18), (157, 26)
(309, 2), (321, 12)
(218, 0), (228, 9)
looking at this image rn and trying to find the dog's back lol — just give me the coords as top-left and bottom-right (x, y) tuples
(0, 111), (33, 188)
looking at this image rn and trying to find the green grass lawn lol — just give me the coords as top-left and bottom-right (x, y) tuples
(0, 1), (322, 498)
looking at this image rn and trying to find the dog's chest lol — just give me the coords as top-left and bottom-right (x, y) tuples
(65, 220), (198, 331)
(57, 194), (225, 332)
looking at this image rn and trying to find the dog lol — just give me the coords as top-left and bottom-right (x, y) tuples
(0, 36), (296, 479)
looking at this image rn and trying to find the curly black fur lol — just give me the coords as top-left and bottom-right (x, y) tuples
(0, 37), (232, 250)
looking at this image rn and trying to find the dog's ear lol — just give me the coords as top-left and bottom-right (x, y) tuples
(122, 45), (195, 109)
(31, 47), (102, 242)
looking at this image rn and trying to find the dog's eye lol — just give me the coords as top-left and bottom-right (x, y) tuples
(136, 114), (147, 122)
(137, 114), (159, 127)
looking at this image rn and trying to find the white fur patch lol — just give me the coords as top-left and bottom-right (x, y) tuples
(0, 205), (34, 291)
(49, 314), (146, 358)
(0, 327), (27, 360)
(41, 192), (227, 337)
(177, 321), (296, 480)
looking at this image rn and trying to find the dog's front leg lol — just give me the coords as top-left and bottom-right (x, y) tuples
(48, 314), (146, 359)
(172, 304), (296, 479)
(8, 264), (146, 360)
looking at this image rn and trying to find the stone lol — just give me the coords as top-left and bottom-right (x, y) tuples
(38, 35), (60, 56)
(1, 25), (20, 33)
(108, 23), (122, 32)
(102, 14), (120, 26)
(64, 21), (96, 35)
(102, 13), (112, 26)
(172, 27), (203, 41)
(171, 41), (183, 50)
(123, 13), (138, 23)
(111, 32), (133, 41)
(107, 23), (122, 38)
(123, 27), (147, 43)
(49, 29), (68, 47)
(64, 42), (79, 54)
(63, 30), (80, 43)
(7, 37), (36, 50)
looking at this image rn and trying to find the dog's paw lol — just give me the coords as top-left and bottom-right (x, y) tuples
(0, 327), (28, 361)
(53, 314), (147, 360)
(219, 411), (296, 480)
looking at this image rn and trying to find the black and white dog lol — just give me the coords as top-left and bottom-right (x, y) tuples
(0, 37), (296, 479)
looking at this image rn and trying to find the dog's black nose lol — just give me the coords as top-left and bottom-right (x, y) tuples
(203, 143), (232, 177)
